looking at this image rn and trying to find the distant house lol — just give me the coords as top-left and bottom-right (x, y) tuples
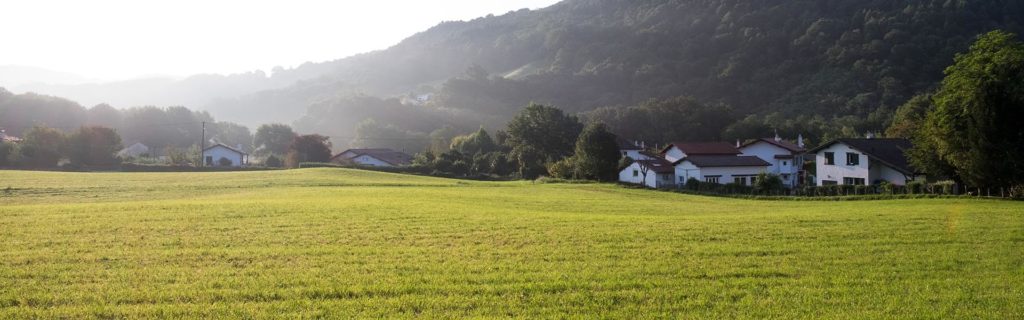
(619, 157), (675, 188)
(739, 136), (807, 187)
(331, 148), (413, 167)
(661, 142), (741, 163)
(202, 143), (248, 167)
(617, 138), (656, 160)
(809, 138), (924, 186)
(672, 155), (771, 186)
(117, 142), (150, 159)
(0, 129), (21, 143)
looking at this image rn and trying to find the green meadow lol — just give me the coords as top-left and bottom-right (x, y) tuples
(0, 169), (1021, 318)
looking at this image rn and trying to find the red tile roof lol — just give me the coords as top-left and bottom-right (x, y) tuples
(741, 138), (806, 153)
(333, 148), (413, 166)
(661, 142), (740, 155)
(675, 155), (770, 167)
(633, 158), (675, 174)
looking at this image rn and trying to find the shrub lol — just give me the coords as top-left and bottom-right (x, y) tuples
(264, 155), (282, 168)
(217, 157), (233, 167)
(907, 181), (925, 194)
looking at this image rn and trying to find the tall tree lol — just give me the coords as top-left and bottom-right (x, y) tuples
(253, 124), (297, 156)
(450, 127), (496, 155)
(68, 126), (122, 166)
(916, 30), (1024, 188)
(885, 94), (933, 139)
(18, 126), (67, 167)
(570, 123), (622, 181)
(285, 134), (333, 167)
(506, 103), (583, 178)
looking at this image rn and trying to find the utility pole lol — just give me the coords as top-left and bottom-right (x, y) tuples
(200, 121), (206, 167)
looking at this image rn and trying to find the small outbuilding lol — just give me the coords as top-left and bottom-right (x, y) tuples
(203, 143), (248, 167)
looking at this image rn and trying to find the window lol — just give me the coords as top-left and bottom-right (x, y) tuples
(679, 176), (686, 182)
(824, 152), (835, 165)
(783, 161), (788, 166)
(205, 156), (213, 166)
(846, 152), (860, 166)
(843, 177), (866, 185)
(622, 151), (628, 156)
(821, 180), (838, 186)
(750, 176), (758, 185)
(705, 176), (720, 184)
(632, 170), (638, 177)
(734, 177), (748, 185)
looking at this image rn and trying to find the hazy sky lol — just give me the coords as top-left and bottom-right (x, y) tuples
(1, 0), (560, 81)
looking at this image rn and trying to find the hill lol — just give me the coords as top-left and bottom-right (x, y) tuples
(237, 0), (1024, 141)
(0, 168), (1021, 317)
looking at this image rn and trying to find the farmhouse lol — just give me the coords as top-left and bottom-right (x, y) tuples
(117, 142), (150, 159)
(672, 155), (771, 186)
(619, 157), (675, 188)
(618, 138), (656, 160)
(203, 143), (248, 167)
(661, 142), (741, 163)
(739, 136), (807, 187)
(332, 148), (413, 167)
(809, 138), (924, 186)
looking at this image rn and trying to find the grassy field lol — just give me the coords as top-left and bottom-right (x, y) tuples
(0, 168), (1021, 318)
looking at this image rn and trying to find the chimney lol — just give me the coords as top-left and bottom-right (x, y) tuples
(774, 129), (781, 142)
(798, 134), (805, 148)
(736, 139), (741, 148)
(640, 141), (645, 149)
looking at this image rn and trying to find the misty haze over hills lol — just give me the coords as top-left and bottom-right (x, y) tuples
(4, 0), (1024, 149)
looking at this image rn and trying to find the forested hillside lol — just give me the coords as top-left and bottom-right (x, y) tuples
(257, 0), (1024, 146)
(6, 0), (1024, 149)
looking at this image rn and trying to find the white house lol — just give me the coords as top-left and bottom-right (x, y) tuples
(660, 142), (741, 163)
(203, 143), (248, 167)
(809, 138), (923, 186)
(0, 129), (21, 143)
(672, 155), (771, 186)
(739, 136), (807, 187)
(619, 158), (675, 188)
(331, 148), (413, 167)
(618, 138), (657, 160)
(117, 142), (151, 159)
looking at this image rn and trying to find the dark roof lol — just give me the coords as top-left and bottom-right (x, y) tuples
(633, 158), (675, 174)
(203, 143), (248, 155)
(808, 138), (917, 175)
(661, 142), (740, 155)
(617, 137), (643, 150)
(334, 148), (413, 166)
(675, 155), (771, 167)
(741, 138), (806, 153)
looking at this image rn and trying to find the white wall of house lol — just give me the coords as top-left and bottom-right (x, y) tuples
(622, 150), (655, 160)
(674, 161), (767, 185)
(203, 146), (245, 167)
(619, 162), (658, 188)
(352, 155), (393, 167)
(663, 147), (687, 163)
(740, 142), (800, 186)
(618, 162), (674, 188)
(815, 143), (868, 185)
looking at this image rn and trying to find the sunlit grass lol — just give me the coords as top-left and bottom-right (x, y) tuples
(0, 168), (1021, 318)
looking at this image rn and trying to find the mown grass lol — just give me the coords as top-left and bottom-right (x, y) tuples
(0, 168), (1021, 318)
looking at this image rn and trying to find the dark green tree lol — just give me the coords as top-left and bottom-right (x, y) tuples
(506, 103), (582, 161)
(569, 123), (621, 181)
(285, 134), (333, 168)
(18, 126), (67, 167)
(254, 124), (297, 156)
(450, 127), (496, 155)
(68, 126), (122, 166)
(916, 30), (1024, 188)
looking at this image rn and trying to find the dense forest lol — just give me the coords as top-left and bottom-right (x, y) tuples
(5, 0), (1024, 151)
(270, 0), (1024, 147)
